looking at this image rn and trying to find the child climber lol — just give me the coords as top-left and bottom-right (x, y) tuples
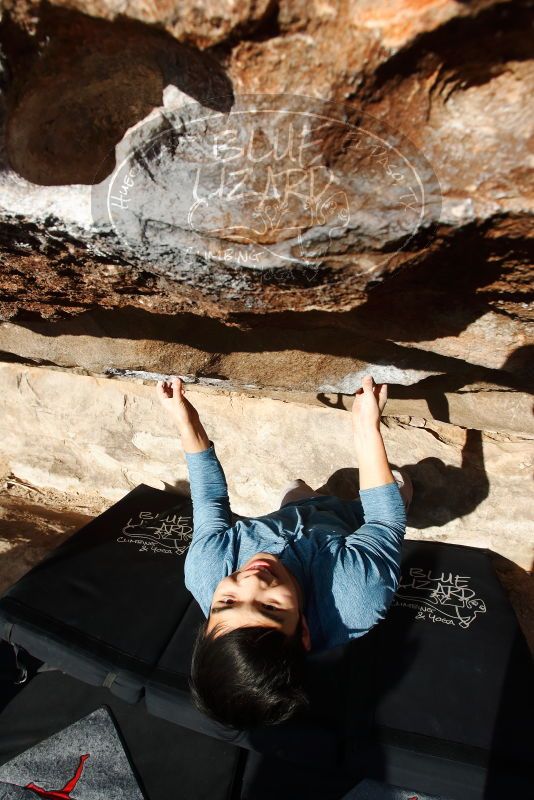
(156, 374), (412, 730)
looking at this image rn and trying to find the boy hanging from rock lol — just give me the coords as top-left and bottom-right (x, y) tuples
(157, 374), (412, 729)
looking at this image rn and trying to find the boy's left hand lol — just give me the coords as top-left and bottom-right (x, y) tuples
(157, 377), (200, 430)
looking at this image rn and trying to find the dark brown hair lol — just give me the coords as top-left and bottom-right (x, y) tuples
(188, 613), (310, 729)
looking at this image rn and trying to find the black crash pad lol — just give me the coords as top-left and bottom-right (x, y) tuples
(341, 540), (534, 799)
(0, 484), (196, 703)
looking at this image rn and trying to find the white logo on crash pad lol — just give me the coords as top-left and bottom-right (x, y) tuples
(392, 567), (487, 628)
(117, 510), (193, 555)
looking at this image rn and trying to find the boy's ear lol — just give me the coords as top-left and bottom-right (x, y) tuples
(300, 614), (312, 652)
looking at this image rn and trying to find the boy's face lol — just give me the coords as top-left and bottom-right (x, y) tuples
(207, 552), (311, 651)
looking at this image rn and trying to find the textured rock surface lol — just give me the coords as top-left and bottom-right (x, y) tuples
(0, 0), (531, 410)
(1, 310), (533, 435)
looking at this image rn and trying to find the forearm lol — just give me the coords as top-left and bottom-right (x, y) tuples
(354, 424), (395, 490)
(179, 418), (211, 454)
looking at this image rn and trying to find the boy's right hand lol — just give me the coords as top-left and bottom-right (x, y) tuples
(351, 374), (387, 434)
(157, 377), (200, 430)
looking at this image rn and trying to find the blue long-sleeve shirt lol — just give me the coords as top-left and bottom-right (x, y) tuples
(183, 440), (407, 653)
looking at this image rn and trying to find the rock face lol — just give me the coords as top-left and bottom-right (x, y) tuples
(0, 0), (531, 397)
(0, 0), (532, 620)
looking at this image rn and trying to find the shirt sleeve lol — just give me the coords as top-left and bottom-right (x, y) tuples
(183, 439), (233, 542)
(182, 439), (235, 616)
(328, 481), (407, 640)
